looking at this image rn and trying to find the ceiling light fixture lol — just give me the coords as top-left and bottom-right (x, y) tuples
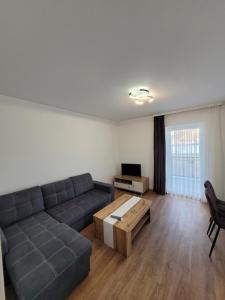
(129, 87), (154, 105)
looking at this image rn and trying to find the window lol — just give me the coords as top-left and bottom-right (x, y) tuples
(166, 124), (203, 199)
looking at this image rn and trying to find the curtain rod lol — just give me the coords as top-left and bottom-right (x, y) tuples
(153, 102), (223, 117)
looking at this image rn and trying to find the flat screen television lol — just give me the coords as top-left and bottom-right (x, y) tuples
(121, 163), (141, 177)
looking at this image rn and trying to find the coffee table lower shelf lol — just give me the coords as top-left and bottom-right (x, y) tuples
(113, 210), (150, 257)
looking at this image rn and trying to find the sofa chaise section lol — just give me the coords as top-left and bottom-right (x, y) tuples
(4, 212), (91, 300)
(0, 186), (92, 300)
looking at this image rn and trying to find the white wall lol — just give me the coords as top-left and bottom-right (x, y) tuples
(1, 94), (224, 198)
(118, 117), (154, 189)
(0, 95), (119, 194)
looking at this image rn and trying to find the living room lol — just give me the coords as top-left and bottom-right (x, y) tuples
(1, 1), (225, 300)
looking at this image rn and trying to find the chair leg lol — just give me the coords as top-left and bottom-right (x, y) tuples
(209, 222), (216, 237)
(209, 226), (220, 257)
(207, 218), (213, 235)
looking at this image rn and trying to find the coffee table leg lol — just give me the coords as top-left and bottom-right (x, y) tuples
(114, 228), (132, 257)
(94, 217), (104, 241)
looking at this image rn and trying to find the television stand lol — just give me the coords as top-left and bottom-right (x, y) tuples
(114, 175), (149, 194)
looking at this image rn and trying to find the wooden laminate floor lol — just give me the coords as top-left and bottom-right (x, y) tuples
(5, 190), (225, 300)
(68, 190), (225, 300)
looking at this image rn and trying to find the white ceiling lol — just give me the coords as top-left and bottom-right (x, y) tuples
(1, 1), (225, 121)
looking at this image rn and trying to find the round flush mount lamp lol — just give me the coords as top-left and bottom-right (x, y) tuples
(129, 87), (154, 105)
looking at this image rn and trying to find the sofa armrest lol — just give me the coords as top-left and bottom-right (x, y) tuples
(0, 227), (8, 257)
(94, 181), (115, 202)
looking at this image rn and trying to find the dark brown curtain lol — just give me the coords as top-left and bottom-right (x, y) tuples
(153, 115), (166, 195)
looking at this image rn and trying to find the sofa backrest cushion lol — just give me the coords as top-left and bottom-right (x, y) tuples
(70, 173), (94, 196)
(0, 186), (44, 228)
(41, 178), (75, 209)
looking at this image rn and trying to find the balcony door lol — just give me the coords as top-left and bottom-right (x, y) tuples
(166, 124), (204, 199)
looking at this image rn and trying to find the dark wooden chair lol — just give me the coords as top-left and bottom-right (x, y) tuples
(204, 181), (225, 209)
(204, 181), (225, 237)
(204, 181), (225, 257)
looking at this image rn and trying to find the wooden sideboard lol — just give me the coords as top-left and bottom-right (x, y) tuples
(114, 175), (149, 194)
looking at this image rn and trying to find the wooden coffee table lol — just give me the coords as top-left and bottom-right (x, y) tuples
(93, 194), (152, 257)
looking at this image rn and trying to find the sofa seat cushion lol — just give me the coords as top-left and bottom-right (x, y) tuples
(47, 189), (111, 227)
(70, 173), (94, 196)
(74, 189), (111, 215)
(47, 201), (87, 226)
(4, 212), (92, 300)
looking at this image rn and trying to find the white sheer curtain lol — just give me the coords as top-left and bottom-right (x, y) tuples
(166, 124), (204, 200)
(165, 106), (224, 201)
(205, 106), (224, 200)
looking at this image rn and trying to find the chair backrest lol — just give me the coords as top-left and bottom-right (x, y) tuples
(204, 180), (217, 198)
(204, 181), (219, 224)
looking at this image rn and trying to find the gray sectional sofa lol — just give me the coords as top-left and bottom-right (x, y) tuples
(0, 173), (114, 300)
